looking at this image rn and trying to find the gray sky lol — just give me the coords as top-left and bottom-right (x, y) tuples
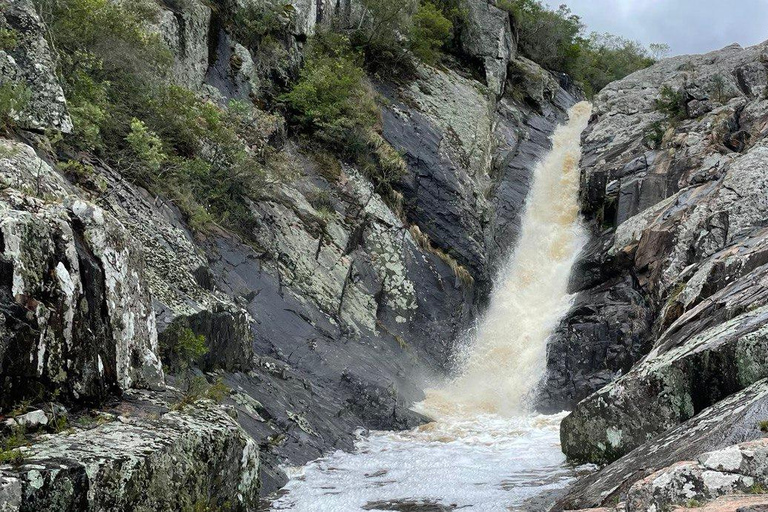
(543, 0), (768, 56)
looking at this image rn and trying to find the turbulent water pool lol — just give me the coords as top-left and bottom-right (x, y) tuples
(270, 414), (588, 512)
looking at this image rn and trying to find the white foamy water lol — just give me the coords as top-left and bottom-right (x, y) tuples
(271, 414), (583, 512)
(270, 102), (593, 512)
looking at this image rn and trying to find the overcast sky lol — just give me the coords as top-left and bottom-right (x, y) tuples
(543, 0), (768, 56)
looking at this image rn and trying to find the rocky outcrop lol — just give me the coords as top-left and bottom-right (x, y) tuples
(547, 41), (768, 426)
(555, 379), (768, 510)
(0, 391), (259, 512)
(0, 0), (72, 132)
(382, 58), (580, 297)
(153, 0), (212, 88)
(0, 141), (164, 408)
(460, 0), (516, 97)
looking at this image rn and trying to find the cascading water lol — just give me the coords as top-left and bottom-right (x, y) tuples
(417, 100), (592, 419)
(270, 102), (593, 512)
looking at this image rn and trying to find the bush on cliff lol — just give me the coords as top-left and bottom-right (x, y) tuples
(410, 2), (454, 65)
(281, 35), (406, 196)
(498, 0), (657, 95)
(34, 0), (276, 233)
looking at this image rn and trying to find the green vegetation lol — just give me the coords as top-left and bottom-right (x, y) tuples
(410, 2), (454, 65)
(760, 419), (768, 432)
(643, 85), (688, 148)
(228, 2), (295, 49)
(0, 425), (27, 467)
(497, 0), (660, 95)
(281, 35), (406, 197)
(749, 482), (768, 494)
(0, 81), (30, 130)
(0, 27), (19, 50)
(160, 325), (209, 374)
(655, 85), (688, 120)
(34, 0), (281, 234)
(173, 376), (231, 411)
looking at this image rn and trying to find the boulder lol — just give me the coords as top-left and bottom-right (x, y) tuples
(460, 0), (516, 97)
(0, 391), (259, 511)
(556, 380), (768, 509)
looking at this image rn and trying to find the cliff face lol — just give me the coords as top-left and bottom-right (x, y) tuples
(0, 0), (580, 506)
(553, 41), (768, 511)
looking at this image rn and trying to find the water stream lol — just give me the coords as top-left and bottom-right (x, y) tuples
(270, 102), (593, 512)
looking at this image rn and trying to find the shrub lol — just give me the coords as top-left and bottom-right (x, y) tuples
(410, 2), (453, 65)
(229, 2), (295, 49)
(281, 50), (378, 131)
(354, 0), (418, 62)
(173, 376), (231, 410)
(124, 118), (166, 177)
(0, 27), (19, 50)
(656, 85), (688, 120)
(0, 81), (30, 130)
(160, 325), (209, 373)
(497, 0), (656, 95)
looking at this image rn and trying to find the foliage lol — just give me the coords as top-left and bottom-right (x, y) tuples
(125, 118), (166, 175)
(643, 120), (667, 149)
(229, 1), (295, 49)
(497, 0), (657, 95)
(354, 0), (418, 65)
(281, 36), (406, 196)
(410, 2), (453, 65)
(0, 424), (27, 466)
(36, 0), (279, 234)
(0, 27), (19, 50)
(160, 325), (209, 374)
(173, 376), (231, 411)
(655, 85), (688, 120)
(0, 81), (30, 130)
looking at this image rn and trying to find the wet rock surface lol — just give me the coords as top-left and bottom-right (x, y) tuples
(544, 41), (768, 414)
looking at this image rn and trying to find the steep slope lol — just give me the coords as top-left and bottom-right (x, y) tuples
(0, 0), (581, 505)
(552, 41), (768, 511)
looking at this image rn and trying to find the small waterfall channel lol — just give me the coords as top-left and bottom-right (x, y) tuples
(270, 102), (594, 512)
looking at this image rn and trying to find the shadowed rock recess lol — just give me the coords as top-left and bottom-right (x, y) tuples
(0, 0), (581, 508)
(552, 41), (768, 512)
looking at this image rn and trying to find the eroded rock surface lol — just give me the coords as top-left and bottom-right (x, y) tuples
(0, 391), (259, 512)
(553, 42), (768, 466)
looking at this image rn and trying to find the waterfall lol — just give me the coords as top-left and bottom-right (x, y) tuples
(417, 101), (593, 419)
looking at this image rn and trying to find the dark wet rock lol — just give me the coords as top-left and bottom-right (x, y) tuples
(550, 41), (768, 433)
(381, 59), (578, 298)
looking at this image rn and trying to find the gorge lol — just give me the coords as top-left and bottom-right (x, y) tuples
(1, 0), (768, 511)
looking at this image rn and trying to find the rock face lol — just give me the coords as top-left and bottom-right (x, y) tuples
(0, 141), (164, 407)
(0, 391), (259, 512)
(551, 39), (768, 512)
(546, 41), (768, 427)
(382, 58), (580, 297)
(0, 0), (72, 132)
(460, 0), (516, 97)
(555, 379), (768, 510)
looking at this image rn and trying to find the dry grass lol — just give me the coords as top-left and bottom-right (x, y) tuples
(409, 225), (474, 286)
